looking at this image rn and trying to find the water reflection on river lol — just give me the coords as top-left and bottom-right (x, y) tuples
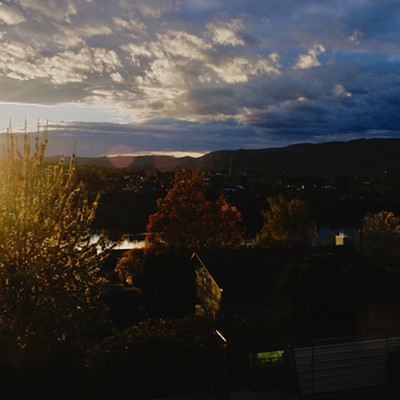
(91, 233), (145, 250)
(114, 237), (145, 249)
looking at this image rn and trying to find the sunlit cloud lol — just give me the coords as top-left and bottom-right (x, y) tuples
(107, 150), (205, 158)
(112, 16), (146, 33)
(294, 43), (326, 69)
(0, 3), (25, 25)
(17, 0), (77, 22)
(207, 19), (245, 46)
(334, 84), (352, 98)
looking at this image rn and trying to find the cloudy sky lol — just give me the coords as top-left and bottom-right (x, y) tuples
(0, 0), (399, 157)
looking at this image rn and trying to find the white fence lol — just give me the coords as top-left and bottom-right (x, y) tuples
(292, 337), (400, 396)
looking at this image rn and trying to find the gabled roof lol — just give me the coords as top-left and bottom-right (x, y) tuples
(192, 246), (364, 289)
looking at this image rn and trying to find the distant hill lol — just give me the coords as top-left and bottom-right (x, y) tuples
(68, 138), (400, 176)
(75, 155), (193, 171)
(49, 154), (193, 171)
(189, 139), (400, 176)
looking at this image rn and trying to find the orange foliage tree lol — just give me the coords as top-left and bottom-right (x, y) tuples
(145, 170), (243, 255)
(115, 248), (144, 286)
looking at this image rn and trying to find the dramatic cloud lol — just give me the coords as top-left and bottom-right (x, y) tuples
(207, 19), (245, 46)
(294, 44), (326, 69)
(0, 3), (25, 25)
(0, 0), (399, 156)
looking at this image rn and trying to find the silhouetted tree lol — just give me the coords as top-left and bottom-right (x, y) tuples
(361, 210), (400, 270)
(278, 253), (363, 328)
(256, 195), (317, 247)
(0, 129), (110, 358)
(145, 170), (243, 255)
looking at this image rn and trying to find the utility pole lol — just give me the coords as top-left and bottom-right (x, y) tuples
(381, 170), (388, 207)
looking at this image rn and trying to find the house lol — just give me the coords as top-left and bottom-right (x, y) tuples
(191, 246), (366, 316)
(191, 247), (400, 397)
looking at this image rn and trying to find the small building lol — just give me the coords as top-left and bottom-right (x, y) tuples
(335, 232), (351, 246)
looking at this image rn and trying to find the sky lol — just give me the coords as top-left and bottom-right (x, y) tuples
(0, 0), (399, 157)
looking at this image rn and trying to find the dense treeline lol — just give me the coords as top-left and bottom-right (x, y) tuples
(79, 165), (400, 237)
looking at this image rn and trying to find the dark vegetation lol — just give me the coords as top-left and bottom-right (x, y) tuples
(80, 139), (400, 397)
(4, 138), (400, 398)
(80, 139), (400, 237)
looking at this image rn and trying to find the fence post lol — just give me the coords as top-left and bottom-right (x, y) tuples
(311, 342), (314, 396)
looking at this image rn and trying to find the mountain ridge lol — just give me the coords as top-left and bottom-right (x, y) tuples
(57, 138), (400, 176)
